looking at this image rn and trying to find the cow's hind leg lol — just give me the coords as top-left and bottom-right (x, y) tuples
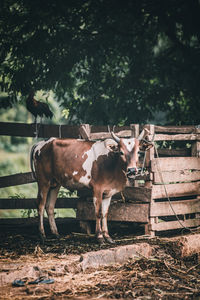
(93, 189), (104, 244)
(45, 185), (61, 238)
(102, 196), (114, 244)
(36, 184), (50, 241)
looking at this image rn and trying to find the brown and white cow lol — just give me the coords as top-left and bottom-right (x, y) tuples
(30, 130), (147, 244)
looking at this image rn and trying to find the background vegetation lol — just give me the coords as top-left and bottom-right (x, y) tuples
(0, 0), (200, 215)
(1, 0), (200, 125)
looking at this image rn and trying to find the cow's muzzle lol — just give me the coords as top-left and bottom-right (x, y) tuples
(126, 167), (138, 178)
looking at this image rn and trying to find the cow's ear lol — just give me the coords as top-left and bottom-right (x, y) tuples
(139, 140), (153, 152)
(104, 139), (118, 152)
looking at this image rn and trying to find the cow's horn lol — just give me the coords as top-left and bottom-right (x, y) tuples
(137, 129), (145, 141)
(111, 131), (120, 143)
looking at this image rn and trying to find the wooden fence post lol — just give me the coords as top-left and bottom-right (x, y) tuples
(191, 127), (200, 157)
(144, 124), (155, 188)
(79, 124), (91, 140)
(130, 124), (139, 137)
(143, 124), (155, 236)
(192, 127), (200, 204)
(130, 124), (139, 187)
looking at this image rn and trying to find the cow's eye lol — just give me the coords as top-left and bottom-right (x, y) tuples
(120, 151), (124, 156)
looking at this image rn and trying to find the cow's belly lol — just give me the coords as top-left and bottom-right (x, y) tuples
(61, 177), (88, 191)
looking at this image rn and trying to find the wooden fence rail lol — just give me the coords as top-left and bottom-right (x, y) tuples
(0, 198), (78, 210)
(0, 172), (35, 188)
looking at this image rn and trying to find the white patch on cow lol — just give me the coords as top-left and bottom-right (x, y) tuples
(34, 137), (55, 157)
(93, 197), (97, 206)
(79, 141), (110, 186)
(123, 138), (135, 152)
(73, 171), (78, 176)
(102, 197), (111, 216)
(109, 188), (118, 196)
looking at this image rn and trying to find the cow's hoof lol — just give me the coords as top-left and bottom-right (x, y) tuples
(39, 235), (46, 244)
(97, 237), (105, 245)
(52, 233), (60, 239)
(104, 236), (115, 244)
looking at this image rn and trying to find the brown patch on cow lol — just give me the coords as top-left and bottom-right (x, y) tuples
(90, 152), (126, 191)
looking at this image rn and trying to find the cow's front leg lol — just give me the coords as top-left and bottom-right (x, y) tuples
(93, 190), (104, 244)
(102, 196), (114, 244)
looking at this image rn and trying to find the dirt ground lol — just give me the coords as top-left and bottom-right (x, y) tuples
(1, 220), (200, 299)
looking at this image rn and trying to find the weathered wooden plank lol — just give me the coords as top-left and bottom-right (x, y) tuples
(112, 187), (151, 202)
(78, 186), (152, 202)
(151, 218), (200, 231)
(150, 198), (200, 217)
(90, 130), (132, 140)
(144, 124), (155, 169)
(77, 200), (149, 222)
(157, 148), (191, 157)
(192, 141), (200, 157)
(152, 182), (200, 199)
(152, 133), (199, 141)
(91, 126), (130, 133)
(0, 172), (36, 188)
(0, 122), (80, 138)
(153, 170), (200, 184)
(130, 124), (139, 138)
(154, 125), (197, 134)
(151, 157), (200, 172)
(79, 124), (91, 140)
(0, 197), (78, 209)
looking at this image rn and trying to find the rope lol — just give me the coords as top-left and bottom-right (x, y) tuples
(153, 141), (199, 234)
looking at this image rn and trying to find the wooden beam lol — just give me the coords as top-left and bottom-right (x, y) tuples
(157, 148), (190, 157)
(130, 124), (139, 138)
(90, 125), (130, 134)
(0, 122), (80, 138)
(151, 157), (200, 172)
(152, 182), (200, 199)
(78, 186), (152, 202)
(0, 172), (36, 188)
(153, 170), (200, 184)
(77, 200), (149, 223)
(154, 125), (198, 134)
(79, 124), (91, 140)
(0, 197), (78, 209)
(113, 187), (151, 202)
(90, 130), (132, 140)
(150, 198), (200, 217)
(144, 124), (155, 169)
(192, 141), (200, 157)
(150, 218), (200, 231)
(152, 133), (199, 141)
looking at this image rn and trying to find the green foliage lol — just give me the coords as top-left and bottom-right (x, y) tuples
(0, 0), (200, 125)
(58, 188), (77, 198)
(0, 148), (37, 198)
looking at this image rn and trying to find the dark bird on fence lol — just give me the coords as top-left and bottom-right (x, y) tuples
(26, 90), (53, 123)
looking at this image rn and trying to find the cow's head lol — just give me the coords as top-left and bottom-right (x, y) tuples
(109, 129), (151, 178)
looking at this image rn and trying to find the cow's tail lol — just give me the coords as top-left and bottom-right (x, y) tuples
(30, 144), (38, 180)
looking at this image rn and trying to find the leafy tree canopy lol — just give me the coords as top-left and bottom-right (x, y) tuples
(0, 0), (200, 125)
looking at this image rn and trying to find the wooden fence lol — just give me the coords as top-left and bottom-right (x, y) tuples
(0, 122), (200, 236)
